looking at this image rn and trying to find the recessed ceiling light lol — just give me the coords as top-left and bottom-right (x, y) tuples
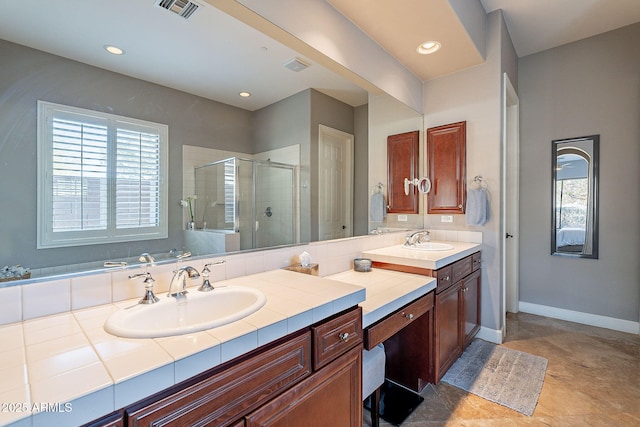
(104, 45), (125, 55)
(239, 92), (251, 98)
(416, 41), (441, 55)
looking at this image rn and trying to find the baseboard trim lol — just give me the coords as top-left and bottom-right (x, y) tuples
(518, 302), (640, 335)
(476, 326), (503, 344)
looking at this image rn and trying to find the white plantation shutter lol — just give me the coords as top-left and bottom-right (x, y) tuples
(51, 117), (108, 231)
(38, 101), (167, 248)
(116, 127), (161, 228)
(224, 158), (235, 224)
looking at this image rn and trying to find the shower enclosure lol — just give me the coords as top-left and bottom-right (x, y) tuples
(194, 157), (297, 250)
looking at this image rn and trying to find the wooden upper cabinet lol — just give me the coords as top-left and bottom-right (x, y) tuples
(427, 121), (466, 214)
(387, 130), (420, 214)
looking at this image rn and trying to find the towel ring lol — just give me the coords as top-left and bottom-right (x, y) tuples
(472, 175), (488, 189)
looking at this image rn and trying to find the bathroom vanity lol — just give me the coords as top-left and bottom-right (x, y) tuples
(86, 307), (363, 427)
(363, 241), (482, 384)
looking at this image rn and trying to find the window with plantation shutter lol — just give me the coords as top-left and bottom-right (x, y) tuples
(37, 101), (168, 248)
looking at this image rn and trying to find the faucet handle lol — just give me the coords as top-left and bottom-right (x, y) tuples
(129, 271), (159, 304)
(198, 260), (225, 292)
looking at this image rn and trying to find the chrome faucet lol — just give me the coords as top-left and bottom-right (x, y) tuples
(404, 230), (430, 247)
(168, 266), (200, 298)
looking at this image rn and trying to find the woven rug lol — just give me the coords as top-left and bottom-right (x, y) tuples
(442, 339), (547, 416)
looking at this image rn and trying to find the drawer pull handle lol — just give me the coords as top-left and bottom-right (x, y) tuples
(402, 312), (415, 320)
(339, 332), (350, 342)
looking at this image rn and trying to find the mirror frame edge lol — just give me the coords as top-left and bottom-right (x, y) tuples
(550, 134), (600, 259)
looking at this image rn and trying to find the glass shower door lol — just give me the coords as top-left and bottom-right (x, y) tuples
(254, 162), (295, 249)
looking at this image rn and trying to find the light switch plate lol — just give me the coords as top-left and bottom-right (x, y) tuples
(441, 215), (453, 223)
(397, 215), (408, 222)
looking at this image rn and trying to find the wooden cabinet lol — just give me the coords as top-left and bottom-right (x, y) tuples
(83, 306), (363, 427)
(245, 345), (362, 427)
(126, 330), (312, 427)
(462, 269), (481, 347)
(372, 252), (481, 385)
(387, 130), (420, 214)
(433, 253), (481, 383)
(427, 121), (466, 214)
(434, 281), (462, 382)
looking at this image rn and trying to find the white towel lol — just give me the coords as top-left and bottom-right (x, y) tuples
(370, 192), (387, 222)
(466, 188), (488, 226)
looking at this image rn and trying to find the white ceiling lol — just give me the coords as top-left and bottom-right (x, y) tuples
(329, 0), (640, 79)
(1, 0), (638, 110)
(0, 0), (368, 111)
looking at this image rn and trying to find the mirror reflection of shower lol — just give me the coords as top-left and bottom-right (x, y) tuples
(194, 157), (298, 251)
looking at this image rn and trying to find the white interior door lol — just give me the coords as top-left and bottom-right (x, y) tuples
(502, 73), (520, 329)
(318, 125), (353, 240)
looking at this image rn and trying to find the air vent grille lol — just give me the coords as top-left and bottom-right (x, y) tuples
(155, 0), (200, 19)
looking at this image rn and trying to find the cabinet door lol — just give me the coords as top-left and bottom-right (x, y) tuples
(387, 130), (420, 213)
(427, 121), (466, 214)
(126, 331), (311, 427)
(245, 345), (363, 427)
(462, 269), (481, 348)
(434, 283), (462, 383)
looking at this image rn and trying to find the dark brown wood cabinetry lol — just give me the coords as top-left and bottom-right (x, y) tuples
(365, 292), (434, 392)
(245, 345), (362, 427)
(387, 130), (420, 214)
(427, 121), (466, 214)
(372, 252), (481, 384)
(433, 253), (481, 383)
(87, 307), (363, 427)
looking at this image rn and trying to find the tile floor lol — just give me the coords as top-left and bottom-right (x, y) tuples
(364, 312), (640, 426)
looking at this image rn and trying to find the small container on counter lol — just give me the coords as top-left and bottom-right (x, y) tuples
(353, 258), (372, 272)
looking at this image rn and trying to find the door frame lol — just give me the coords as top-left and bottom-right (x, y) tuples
(501, 73), (520, 338)
(318, 124), (354, 239)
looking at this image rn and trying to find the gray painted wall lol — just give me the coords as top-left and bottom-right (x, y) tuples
(518, 23), (640, 322)
(423, 11), (514, 333)
(0, 39), (250, 270)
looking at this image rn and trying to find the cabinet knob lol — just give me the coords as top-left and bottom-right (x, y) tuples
(339, 332), (350, 342)
(402, 312), (415, 320)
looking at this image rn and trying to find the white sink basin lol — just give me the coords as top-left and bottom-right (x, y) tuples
(104, 286), (267, 338)
(404, 242), (455, 251)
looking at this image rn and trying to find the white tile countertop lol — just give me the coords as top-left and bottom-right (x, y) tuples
(0, 269), (365, 427)
(362, 240), (481, 270)
(327, 269), (436, 328)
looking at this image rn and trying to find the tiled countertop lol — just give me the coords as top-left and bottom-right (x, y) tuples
(327, 269), (436, 328)
(0, 269), (365, 427)
(362, 240), (481, 270)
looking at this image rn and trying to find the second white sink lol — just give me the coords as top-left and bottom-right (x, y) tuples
(104, 286), (267, 338)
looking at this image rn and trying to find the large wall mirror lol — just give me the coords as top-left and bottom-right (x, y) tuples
(551, 135), (599, 258)
(0, 1), (422, 284)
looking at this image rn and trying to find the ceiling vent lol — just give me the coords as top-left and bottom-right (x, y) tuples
(283, 57), (310, 72)
(155, 0), (200, 19)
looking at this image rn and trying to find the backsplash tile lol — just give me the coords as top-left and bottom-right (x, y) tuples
(1, 230), (424, 326)
(71, 273), (111, 310)
(0, 285), (22, 324)
(22, 279), (71, 320)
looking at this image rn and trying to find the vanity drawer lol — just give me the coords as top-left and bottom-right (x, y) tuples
(365, 292), (434, 350)
(451, 255), (473, 283)
(472, 252), (481, 271)
(312, 307), (363, 370)
(433, 266), (453, 292)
